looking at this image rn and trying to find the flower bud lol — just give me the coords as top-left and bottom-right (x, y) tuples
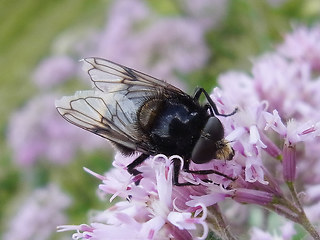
(233, 188), (274, 205)
(282, 144), (296, 182)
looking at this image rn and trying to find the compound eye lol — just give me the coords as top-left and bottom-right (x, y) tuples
(191, 139), (218, 164)
(191, 117), (224, 164)
(205, 117), (224, 142)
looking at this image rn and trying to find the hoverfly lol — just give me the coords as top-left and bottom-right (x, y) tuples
(55, 58), (237, 186)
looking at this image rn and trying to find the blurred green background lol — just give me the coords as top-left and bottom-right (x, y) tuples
(0, 0), (319, 239)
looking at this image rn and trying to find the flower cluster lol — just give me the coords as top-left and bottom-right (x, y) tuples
(212, 25), (320, 238)
(32, 56), (76, 89)
(59, 154), (210, 240)
(89, 0), (210, 82)
(3, 184), (71, 240)
(8, 94), (106, 166)
(59, 25), (320, 239)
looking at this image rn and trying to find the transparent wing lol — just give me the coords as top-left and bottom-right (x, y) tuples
(81, 57), (186, 98)
(55, 90), (150, 153)
(56, 58), (190, 154)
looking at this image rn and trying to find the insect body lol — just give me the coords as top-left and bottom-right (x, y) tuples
(55, 58), (236, 186)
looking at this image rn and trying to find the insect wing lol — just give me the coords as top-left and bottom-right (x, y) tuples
(55, 90), (148, 153)
(56, 57), (188, 154)
(82, 57), (186, 97)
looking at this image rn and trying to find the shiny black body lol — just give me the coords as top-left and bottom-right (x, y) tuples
(139, 94), (208, 159)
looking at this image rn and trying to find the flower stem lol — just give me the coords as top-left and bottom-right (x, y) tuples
(207, 204), (238, 240)
(286, 181), (320, 240)
(286, 181), (302, 210)
(264, 182), (320, 239)
(299, 212), (320, 240)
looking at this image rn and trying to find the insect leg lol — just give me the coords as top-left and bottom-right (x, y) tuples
(172, 159), (232, 186)
(185, 169), (236, 181)
(183, 159), (236, 181)
(127, 153), (149, 176)
(193, 88), (238, 117)
(204, 103), (214, 116)
(172, 158), (197, 186)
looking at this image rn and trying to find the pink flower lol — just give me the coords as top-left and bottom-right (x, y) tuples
(176, 0), (229, 29)
(7, 94), (106, 166)
(264, 110), (320, 181)
(278, 25), (320, 71)
(264, 110), (287, 137)
(84, 0), (209, 90)
(33, 56), (76, 89)
(264, 110), (320, 144)
(245, 157), (268, 184)
(186, 186), (233, 207)
(4, 184), (71, 240)
(167, 206), (208, 240)
(60, 154), (210, 239)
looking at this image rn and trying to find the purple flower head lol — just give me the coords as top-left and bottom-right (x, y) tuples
(209, 86), (275, 185)
(78, 0), (209, 90)
(177, 0), (229, 29)
(278, 25), (320, 71)
(4, 184), (71, 240)
(251, 50), (320, 121)
(7, 94), (106, 166)
(212, 26), (320, 189)
(263, 110), (320, 182)
(33, 56), (76, 89)
(60, 154), (212, 240)
(252, 54), (311, 119)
